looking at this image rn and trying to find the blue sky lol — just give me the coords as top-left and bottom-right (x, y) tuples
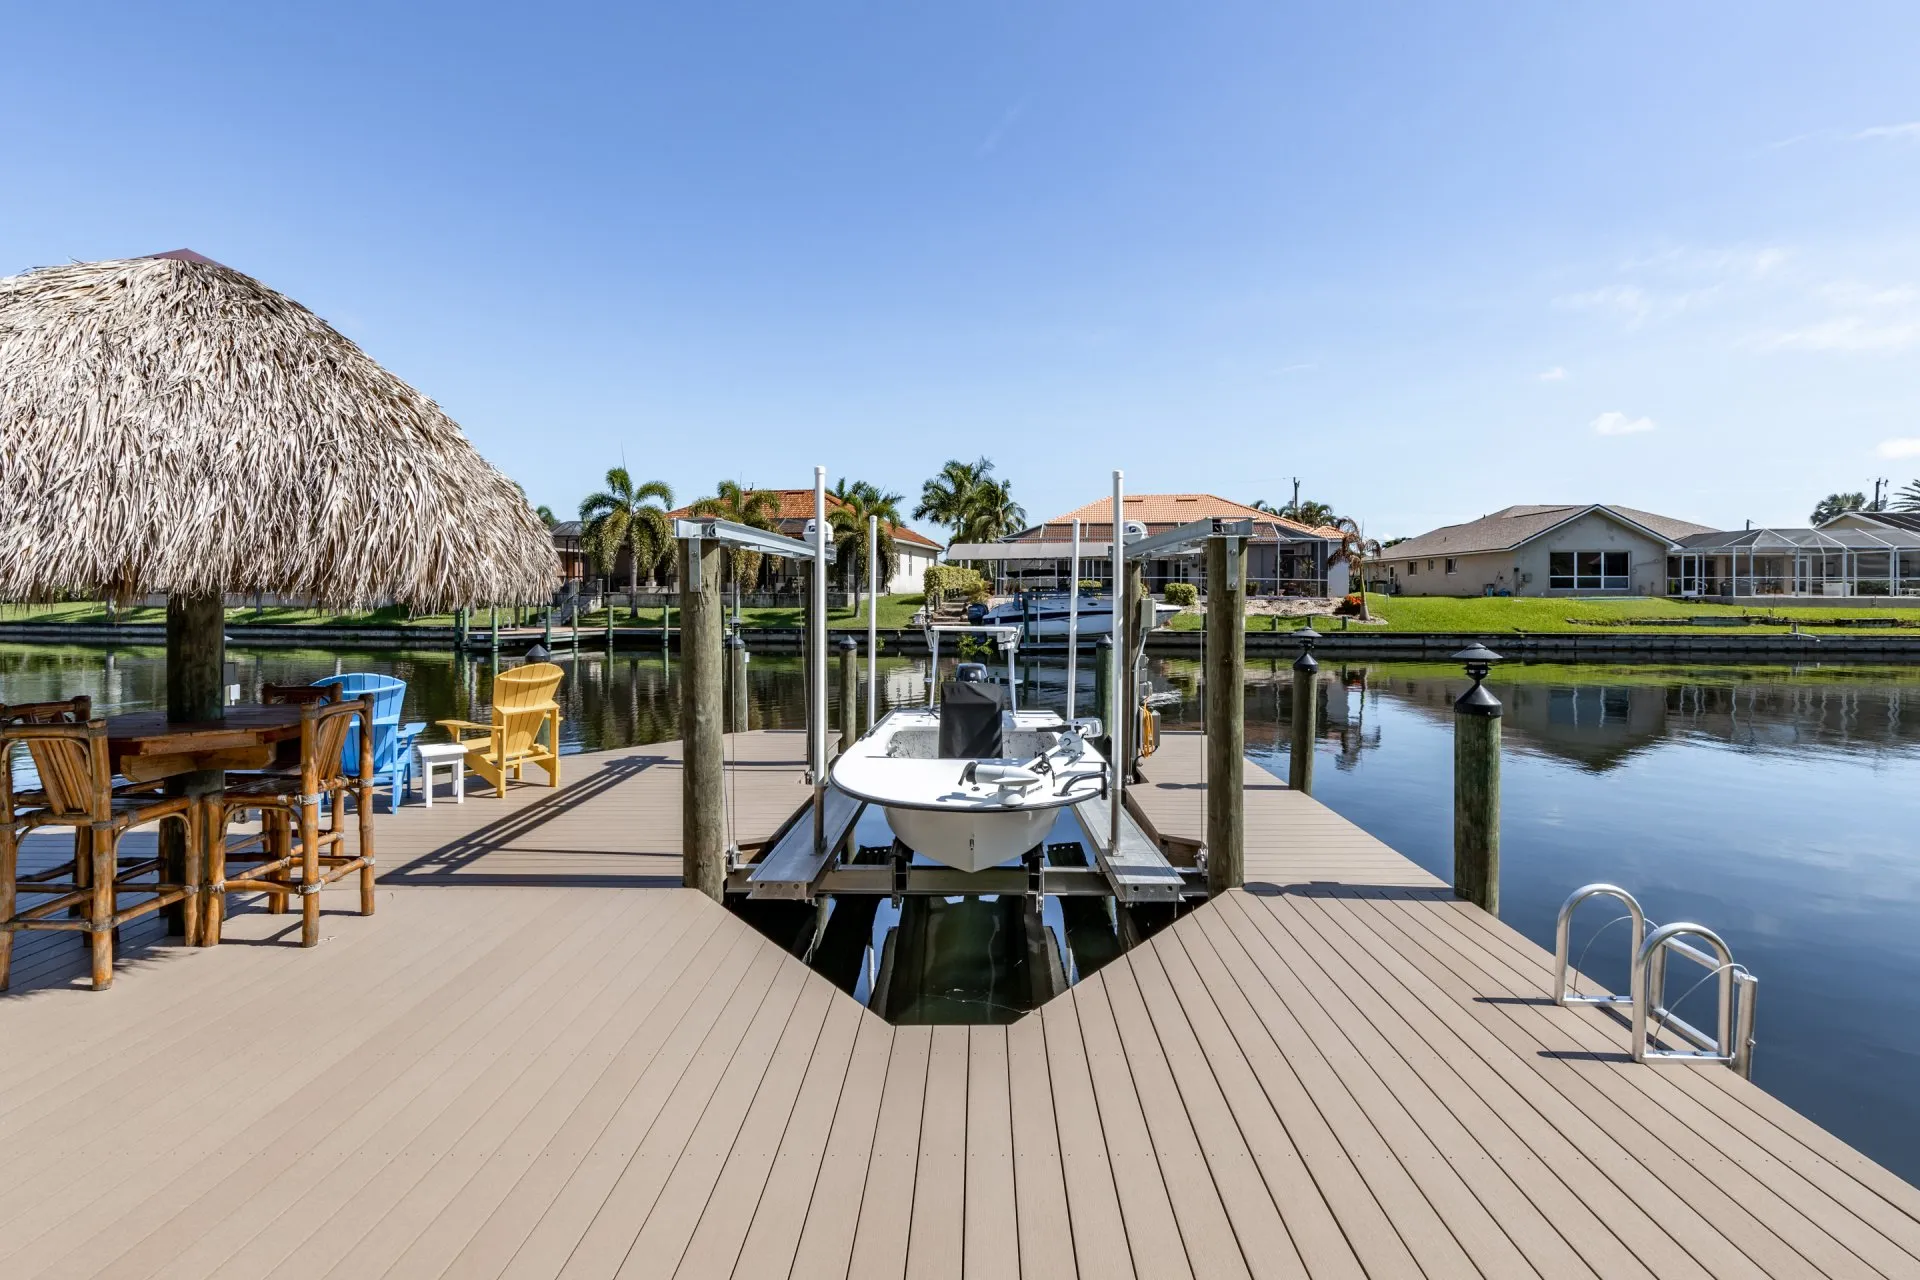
(5, 2), (1918, 538)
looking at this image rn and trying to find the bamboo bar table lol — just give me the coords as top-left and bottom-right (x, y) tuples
(105, 705), (305, 941)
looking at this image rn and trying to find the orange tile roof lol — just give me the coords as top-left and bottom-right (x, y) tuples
(669, 489), (942, 549)
(1028, 493), (1331, 540)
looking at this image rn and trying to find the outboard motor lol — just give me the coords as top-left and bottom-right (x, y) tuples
(965, 601), (988, 624)
(938, 670), (1007, 758)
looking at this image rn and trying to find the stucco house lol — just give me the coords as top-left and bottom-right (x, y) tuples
(1382, 504), (1714, 597)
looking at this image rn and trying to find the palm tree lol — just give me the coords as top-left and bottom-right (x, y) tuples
(535, 504), (557, 529)
(1330, 516), (1382, 621)
(579, 468), (674, 618)
(914, 457), (995, 530)
(957, 476), (1026, 544)
(1287, 499), (1337, 528)
(1897, 480), (1920, 512)
(1811, 491), (1868, 525)
(829, 479), (905, 617)
(691, 480), (782, 595)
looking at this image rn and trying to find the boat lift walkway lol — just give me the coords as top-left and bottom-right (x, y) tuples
(3, 732), (1918, 1278)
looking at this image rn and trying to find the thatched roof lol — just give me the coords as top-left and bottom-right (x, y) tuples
(0, 252), (557, 607)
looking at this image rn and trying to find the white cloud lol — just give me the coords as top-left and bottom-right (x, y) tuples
(1591, 411), (1656, 437)
(1875, 438), (1920, 460)
(1537, 366), (1566, 381)
(1556, 284), (1653, 323)
(1762, 317), (1920, 351)
(1854, 121), (1920, 142)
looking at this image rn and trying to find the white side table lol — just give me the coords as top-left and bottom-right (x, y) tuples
(415, 742), (468, 807)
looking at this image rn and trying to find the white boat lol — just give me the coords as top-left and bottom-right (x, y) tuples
(831, 702), (1108, 873)
(980, 592), (1182, 639)
(831, 625), (1107, 873)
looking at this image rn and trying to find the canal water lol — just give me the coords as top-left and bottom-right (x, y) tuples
(4, 641), (1918, 1180)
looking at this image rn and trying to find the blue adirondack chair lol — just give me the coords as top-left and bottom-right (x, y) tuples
(313, 674), (426, 811)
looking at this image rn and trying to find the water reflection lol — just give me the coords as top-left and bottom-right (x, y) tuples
(5, 643), (1920, 1178)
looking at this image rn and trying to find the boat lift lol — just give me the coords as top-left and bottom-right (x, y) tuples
(687, 468), (1214, 906)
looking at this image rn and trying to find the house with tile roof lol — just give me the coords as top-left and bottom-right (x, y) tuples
(1380, 504), (1716, 597)
(986, 493), (1347, 596)
(668, 490), (941, 593)
(555, 492), (941, 595)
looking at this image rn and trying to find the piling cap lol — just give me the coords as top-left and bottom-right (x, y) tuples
(837, 634), (857, 652)
(525, 642), (552, 661)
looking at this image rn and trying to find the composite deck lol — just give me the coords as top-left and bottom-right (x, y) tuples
(3, 730), (1918, 1278)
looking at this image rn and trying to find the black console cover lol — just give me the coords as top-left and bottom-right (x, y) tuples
(938, 680), (1008, 758)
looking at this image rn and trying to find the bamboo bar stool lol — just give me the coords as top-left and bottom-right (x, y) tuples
(203, 686), (375, 948)
(0, 697), (201, 991)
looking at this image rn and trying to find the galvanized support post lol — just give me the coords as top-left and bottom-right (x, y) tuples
(1205, 535), (1246, 895)
(542, 608), (552, 650)
(489, 606), (500, 656)
(838, 634), (859, 753)
(1290, 626), (1320, 795)
(680, 536), (727, 901)
(1452, 644), (1503, 913)
(607, 598), (616, 648)
(727, 631), (750, 733)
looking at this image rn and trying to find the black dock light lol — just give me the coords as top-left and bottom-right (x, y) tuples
(1293, 623), (1321, 672)
(1288, 624), (1321, 795)
(1450, 641), (1503, 913)
(1452, 642), (1503, 715)
(525, 641), (552, 662)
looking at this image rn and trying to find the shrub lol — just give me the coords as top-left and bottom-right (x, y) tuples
(923, 563), (985, 604)
(1163, 582), (1199, 607)
(1332, 592), (1365, 616)
(1078, 579), (1103, 593)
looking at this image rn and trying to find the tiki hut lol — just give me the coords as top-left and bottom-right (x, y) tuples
(0, 250), (557, 718)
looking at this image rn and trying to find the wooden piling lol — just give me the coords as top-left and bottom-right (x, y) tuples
(1289, 649), (1318, 795)
(837, 634), (859, 752)
(727, 632), (750, 733)
(1453, 664), (1502, 913)
(680, 537), (728, 901)
(1092, 634), (1113, 757)
(1120, 560), (1148, 776)
(1204, 537), (1246, 895)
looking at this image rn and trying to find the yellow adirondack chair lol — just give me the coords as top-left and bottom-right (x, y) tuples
(436, 662), (564, 797)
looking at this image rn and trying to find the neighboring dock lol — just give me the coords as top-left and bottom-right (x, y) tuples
(3, 731), (1918, 1278)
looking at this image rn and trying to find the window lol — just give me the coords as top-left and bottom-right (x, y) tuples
(1549, 550), (1630, 590)
(1445, 558), (1457, 574)
(1407, 560), (1418, 576)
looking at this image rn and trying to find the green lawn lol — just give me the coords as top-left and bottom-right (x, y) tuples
(18, 591), (1916, 637)
(1164, 594), (1920, 634)
(1, 593), (929, 633)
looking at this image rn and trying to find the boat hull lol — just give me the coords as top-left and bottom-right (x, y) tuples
(983, 597), (1182, 639)
(882, 803), (1062, 874)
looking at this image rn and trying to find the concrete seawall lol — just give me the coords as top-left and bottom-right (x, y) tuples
(5, 621), (1920, 660)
